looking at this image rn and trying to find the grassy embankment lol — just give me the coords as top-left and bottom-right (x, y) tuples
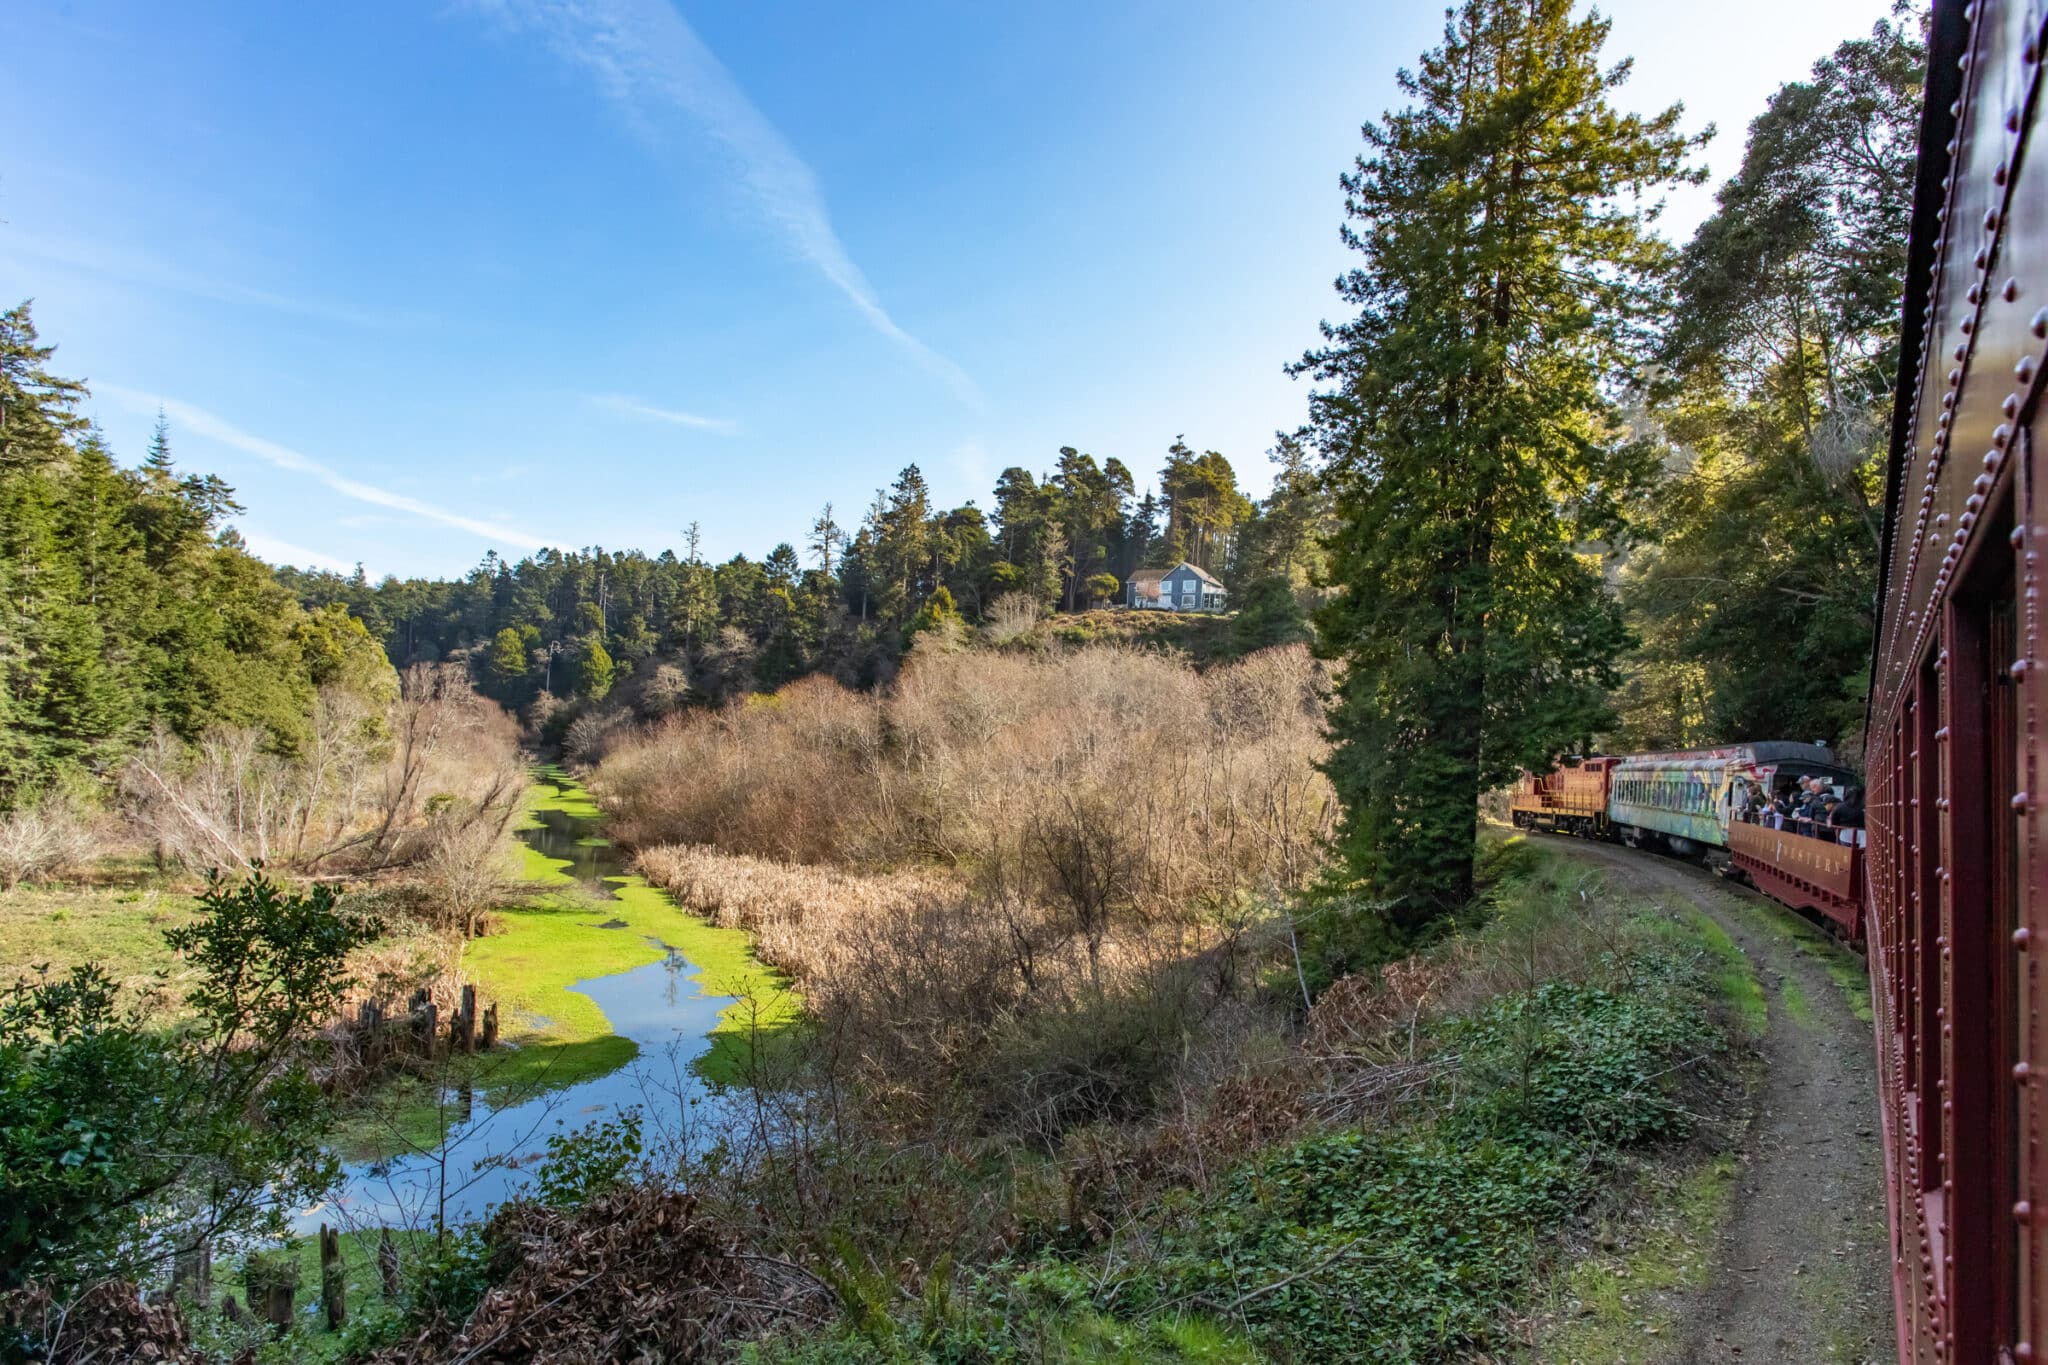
(747, 841), (1759, 1363)
(0, 861), (200, 1001)
(1017, 606), (1239, 664)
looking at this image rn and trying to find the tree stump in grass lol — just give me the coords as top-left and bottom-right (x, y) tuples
(242, 1246), (300, 1339)
(262, 1283), (294, 1337)
(480, 1002), (499, 1049)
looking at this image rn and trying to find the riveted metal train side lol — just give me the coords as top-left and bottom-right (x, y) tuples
(1869, 1), (2048, 1359)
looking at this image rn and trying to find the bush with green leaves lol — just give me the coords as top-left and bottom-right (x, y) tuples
(0, 868), (376, 1291)
(535, 1108), (645, 1209)
(1123, 960), (1714, 1361)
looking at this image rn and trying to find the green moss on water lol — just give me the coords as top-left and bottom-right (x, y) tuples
(348, 770), (799, 1155)
(527, 765), (603, 820)
(600, 875), (801, 1084)
(477, 775), (799, 1086)
(460, 873), (798, 1086)
(519, 842), (577, 886)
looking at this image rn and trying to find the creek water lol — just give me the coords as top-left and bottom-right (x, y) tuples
(300, 798), (742, 1233)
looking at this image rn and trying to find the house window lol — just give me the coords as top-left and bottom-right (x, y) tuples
(1182, 593), (1195, 607)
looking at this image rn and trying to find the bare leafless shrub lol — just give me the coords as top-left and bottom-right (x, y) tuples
(415, 806), (523, 936)
(638, 662), (693, 719)
(600, 644), (1334, 908)
(119, 664), (524, 886)
(0, 795), (96, 892)
(696, 625), (760, 702)
(562, 707), (628, 764)
(984, 590), (1041, 643)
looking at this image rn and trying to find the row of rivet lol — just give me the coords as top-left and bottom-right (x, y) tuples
(1899, 8), (2046, 719)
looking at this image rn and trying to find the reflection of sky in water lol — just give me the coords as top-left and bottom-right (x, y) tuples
(299, 805), (742, 1233)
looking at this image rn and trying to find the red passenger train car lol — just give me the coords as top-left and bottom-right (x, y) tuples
(1510, 742), (1866, 939)
(1865, 0), (2047, 1358)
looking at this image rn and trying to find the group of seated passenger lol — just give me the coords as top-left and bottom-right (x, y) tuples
(1732, 775), (1866, 845)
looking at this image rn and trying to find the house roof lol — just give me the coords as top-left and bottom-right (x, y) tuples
(1165, 561), (1225, 589)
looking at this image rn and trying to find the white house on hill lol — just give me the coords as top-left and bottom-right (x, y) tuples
(1128, 561), (1227, 612)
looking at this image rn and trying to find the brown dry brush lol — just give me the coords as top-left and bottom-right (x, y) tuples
(120, 664), (526, 884)
(365, 1188), (832, 1365)
(615, 644), (1333, 1117)
(595, 644), (1334, 884)
(0, 1282), (199, 1365)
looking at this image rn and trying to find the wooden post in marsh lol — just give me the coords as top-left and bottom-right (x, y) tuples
(262, 1281), (294, 1338)
(378, 1229), (400, 1302)
(360, 999), (386, 1071)
(454, 984), (477, 1054)
(480, 1001), (499, 1049)
(170, 1238), (210, 1306)
(415, 997), (439, 1061)
(319, 1224), (346, 1331)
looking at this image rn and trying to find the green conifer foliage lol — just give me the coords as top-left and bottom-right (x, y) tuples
(573, 635), (615, 701)
(0, 302), (398, 806)
(1299, 0), (1699, 927)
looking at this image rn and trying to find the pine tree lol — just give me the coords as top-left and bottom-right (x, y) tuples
(0, 303), (87, 472)
(144, 409), (174, 480)
(573, 635), (615, 701)
(807, 504), (843, 575)
(1300, 0), (1698, 928)
(484, 626), (530, 700)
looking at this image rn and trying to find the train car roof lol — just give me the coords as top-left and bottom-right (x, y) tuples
(1868, 0), (1970, 732)
(1612, 742), (1858, 774)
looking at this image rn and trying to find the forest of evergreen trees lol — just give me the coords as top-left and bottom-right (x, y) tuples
(0, 6), (1916, 841)
(0, 304), (395, 809)
(0, 289), (1334, 806)
(276, 433), (1331, 716)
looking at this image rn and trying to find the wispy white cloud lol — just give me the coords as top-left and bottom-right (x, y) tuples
(239, 530), (359, 575)
(590, 392), (739, 433)
(97, 385), (554, 551)
(948, 438), (993, 493)
(0, 231), (417, 329)
(470, 0), (978, 404)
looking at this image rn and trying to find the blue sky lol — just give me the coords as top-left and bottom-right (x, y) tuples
(5, 0), (1899, 579)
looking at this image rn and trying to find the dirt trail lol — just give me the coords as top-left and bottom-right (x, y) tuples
(1546, 837), (1892, 1364)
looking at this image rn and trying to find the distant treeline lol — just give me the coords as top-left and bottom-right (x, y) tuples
(278, 437), (1331, 711)
(0, 303), (394, 808)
